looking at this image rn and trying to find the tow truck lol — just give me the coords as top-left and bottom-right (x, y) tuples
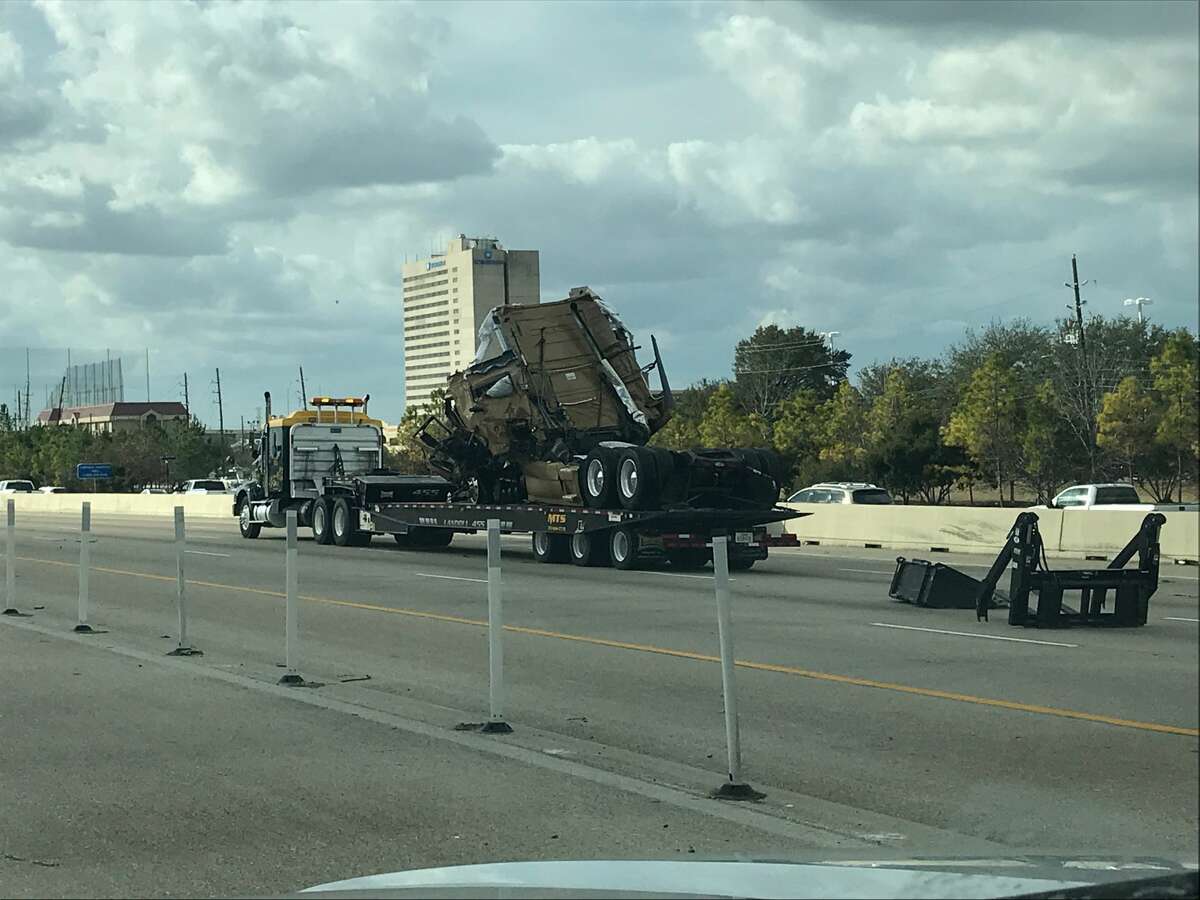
(233, 394), (801, 570)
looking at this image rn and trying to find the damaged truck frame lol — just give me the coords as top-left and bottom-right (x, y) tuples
(234, 288), (801, 570)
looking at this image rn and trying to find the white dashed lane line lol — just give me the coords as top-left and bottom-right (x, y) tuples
(870, 622), (1078, 648)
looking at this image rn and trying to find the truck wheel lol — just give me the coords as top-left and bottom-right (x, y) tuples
(570, 531), (609, 567)
(617, 447), (658, 510)
(729, 557), (756, 571)
(312, 498), (333, 545)
(581, 448), (618, 508)
(667, 549), (708, 570)
(647, 447), (678, 502)
(238, 503), (261, 539)
(331, 497), (356, 547)
(532, 532), (568, 563)
(609, 527), (640, 570)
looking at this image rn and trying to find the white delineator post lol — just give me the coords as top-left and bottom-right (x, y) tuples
(74, 502), (95, 633)
(481, 519), (512, 733)
(3, 499), (18, 616)
(711, 535), (762, 800)
(279, 510), (304, 685)
(167, 506), (201, 656)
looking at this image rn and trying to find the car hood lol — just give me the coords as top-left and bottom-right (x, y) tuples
(299, 857), (1197, 899)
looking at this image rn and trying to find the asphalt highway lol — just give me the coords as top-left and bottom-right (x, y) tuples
(3, 510), (1196, 895)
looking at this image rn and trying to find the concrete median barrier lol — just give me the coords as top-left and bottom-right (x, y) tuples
(781, 503), (1198, 563)
(5, 492), (233, 519)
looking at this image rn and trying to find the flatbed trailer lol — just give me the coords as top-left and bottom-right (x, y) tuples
(360, 500), (805, 571)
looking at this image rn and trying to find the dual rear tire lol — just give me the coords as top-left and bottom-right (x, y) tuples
(583, 446), (672, 511)
(313, 497), (371, 547)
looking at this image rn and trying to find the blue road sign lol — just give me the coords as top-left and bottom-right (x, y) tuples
(76, 463), (113, 480)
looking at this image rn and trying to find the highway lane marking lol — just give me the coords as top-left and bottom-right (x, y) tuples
(415, 572), (487, 584)
(185, 549), (232, 558)
(15, 554), (1198, 738)
(1164, 616), (1199, 623)
(870, 622), (1078, 648)
(639, 570), (716, 581)
(839, 568), (893, 575)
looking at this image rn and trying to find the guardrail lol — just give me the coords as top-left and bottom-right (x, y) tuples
(779, 503), (1199, 563)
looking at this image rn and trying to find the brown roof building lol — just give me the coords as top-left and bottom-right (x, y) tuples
(38, 401), (189, 433)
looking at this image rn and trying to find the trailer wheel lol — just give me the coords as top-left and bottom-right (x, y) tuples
(581, 448), (618, 508)
(312, 498), (333, 545)
(608, 527), (640, 570)
(331, 497), (356, 547)
(617, 447), (658, 510)
(238, 503), (261, 539)
(532, 532), (568, 563)
(570, 530), (610, 567)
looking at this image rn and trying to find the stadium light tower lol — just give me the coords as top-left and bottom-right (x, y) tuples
(1123, 297), (1152, 324)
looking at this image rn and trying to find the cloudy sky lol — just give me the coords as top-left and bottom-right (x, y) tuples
(1, 0), (1196, 427)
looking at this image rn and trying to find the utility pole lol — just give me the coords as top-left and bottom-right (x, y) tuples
(214, 368), (226, 462)
(24, 348), (31, 428)
(183, 372), (190, 420)
(145, 348), (151, 401)
(299, 366), (308, 409)
(1066, 254), (1089, 357)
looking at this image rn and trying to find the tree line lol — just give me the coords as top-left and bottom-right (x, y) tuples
(648, 317), (1197, 505)
(360, 312), (1200, 508)
(0, 409), (233, 491)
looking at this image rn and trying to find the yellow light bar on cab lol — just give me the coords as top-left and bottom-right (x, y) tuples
(311, 396), (365, 407)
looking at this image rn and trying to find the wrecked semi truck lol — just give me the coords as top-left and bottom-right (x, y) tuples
(406, 287), (799, 568)
(235, 288), (801, 570)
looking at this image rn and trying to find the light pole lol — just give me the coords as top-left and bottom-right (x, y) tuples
(1123, 297), (1152, 324)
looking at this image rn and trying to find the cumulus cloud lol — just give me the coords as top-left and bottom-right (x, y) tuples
(0, 0), (1195, 424)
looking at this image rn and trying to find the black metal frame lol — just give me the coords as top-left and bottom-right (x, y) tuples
(975, 512), (1166, 628)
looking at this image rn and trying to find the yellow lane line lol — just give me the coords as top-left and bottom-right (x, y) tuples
(16, 555), (1199, 738)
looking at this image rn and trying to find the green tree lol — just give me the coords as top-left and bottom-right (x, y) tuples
(733, 325), (850, 420)
(1097, 377), (1158, 485)
(1150, 329), (1200, 500)
(650, 381), (720, 450)
(698, 384), (769, 447)
(943, 354), (1022, 505)
(771, 388), (823, 490)
(862, 368), (963, 503)
(1022, 379), (1084, 504)
(818, 381), (866, 473)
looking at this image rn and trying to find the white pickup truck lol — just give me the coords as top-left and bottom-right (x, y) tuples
(1047, 483), (1198, 512)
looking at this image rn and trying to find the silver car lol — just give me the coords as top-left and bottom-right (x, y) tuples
(787, 482), (894, 505)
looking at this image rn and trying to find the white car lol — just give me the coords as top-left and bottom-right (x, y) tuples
(787, 482), (894, 505)
(179, 479), (229, 494)
(0, 480), (36, 494)
(38, 486), (66, 494)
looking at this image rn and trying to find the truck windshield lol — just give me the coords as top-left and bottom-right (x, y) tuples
(1095, 486), (1142, 504)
